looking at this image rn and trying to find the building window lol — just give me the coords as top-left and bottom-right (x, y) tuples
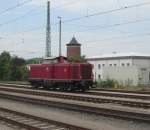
(114, 64), (117, 67)
(141, 68), (146, 71)
(98, 74), (101, 79)
(98, 64), (101, 69)
(127, 63), (130, 66)
(109, 64), (112, 67)
(121, 63), (125, 66)
(102, 64), (105, 67)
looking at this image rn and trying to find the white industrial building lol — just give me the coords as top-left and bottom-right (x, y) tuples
(87, 53), (150, 86)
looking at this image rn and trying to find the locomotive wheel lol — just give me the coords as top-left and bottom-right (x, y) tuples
(43, 85), (50, 90)
(30, 82), (37, 88)
(81, 86), (89, 92)
(70, 87), (77, 92)
(81, 88), (85, 92)
(32, 83), (40, 88)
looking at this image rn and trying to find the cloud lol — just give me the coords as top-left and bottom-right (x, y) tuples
(1, 0), (150, 58)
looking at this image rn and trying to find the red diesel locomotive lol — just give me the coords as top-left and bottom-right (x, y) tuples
(29, 56), (93, 91)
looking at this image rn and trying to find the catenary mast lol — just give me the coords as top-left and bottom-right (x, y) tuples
(45, 1), (51, 57)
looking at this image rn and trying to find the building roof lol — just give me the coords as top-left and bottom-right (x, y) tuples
(67, 37), (81, 46)
(87, 52), (150, 60)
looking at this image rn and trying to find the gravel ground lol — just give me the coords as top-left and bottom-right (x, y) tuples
(0, 121), (24, 130)
(0, 98), (150, 130)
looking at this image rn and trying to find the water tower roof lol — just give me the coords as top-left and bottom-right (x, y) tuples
(67, 37), (81, 46)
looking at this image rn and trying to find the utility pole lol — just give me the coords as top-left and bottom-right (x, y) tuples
(45, 0), (51, 57)
(58, 16), (62, 56)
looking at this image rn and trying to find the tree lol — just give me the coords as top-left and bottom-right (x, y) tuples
(0, 51), (11, 80)
(68, 55), (87, 63)
(26, 58), (42, 64)
(10, 56), (27, 81)
(0, 51), (29, 81)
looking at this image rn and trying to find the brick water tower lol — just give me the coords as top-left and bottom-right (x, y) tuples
(67, 37), (81, 58)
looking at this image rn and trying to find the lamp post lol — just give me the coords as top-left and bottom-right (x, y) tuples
(58, 16), (62, 56)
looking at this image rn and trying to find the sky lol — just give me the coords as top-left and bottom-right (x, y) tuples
(0, 0), (150, 59)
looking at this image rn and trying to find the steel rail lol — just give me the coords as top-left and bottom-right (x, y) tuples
(85, 91), (150, 100)
(0, 85), (149, 108)
(0, 91), (150, 123)
(0, 107), (90, 130)
(1, 82), (150, 95)
(92, 88), (150, 94)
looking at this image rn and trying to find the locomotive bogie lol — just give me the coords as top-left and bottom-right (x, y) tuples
(29, 79), (92, 91)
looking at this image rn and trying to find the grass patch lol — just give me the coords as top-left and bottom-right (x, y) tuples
(95, 79), (148, 91)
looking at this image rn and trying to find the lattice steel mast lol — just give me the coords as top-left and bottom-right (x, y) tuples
(45, 1), (51, 57)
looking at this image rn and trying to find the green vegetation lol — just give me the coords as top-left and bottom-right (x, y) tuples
(95, 79), (147, 91)
(113, 85), (146, 91)
(68, 55), (87, 63)
(0, 51), (11, 80)
(0, 51), (28, 81)
(26, 58), (42, 64)
(96, 79), (117, 88)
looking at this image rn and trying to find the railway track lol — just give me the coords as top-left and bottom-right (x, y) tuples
(1, 82), (150, 95)
(1, 82), (150, 100)
(0, 107), (89, 130)
(92, 88), (150, 95)
(86, 90), (150, 100)
(0, 89), (150, 123)
(0, 83), (150, 100)
(0, 84), (150, 109)
(0, 83), (150, 123)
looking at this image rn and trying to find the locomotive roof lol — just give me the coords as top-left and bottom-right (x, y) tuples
(43, 56), (67, 64)
(44, 56), (67, 60)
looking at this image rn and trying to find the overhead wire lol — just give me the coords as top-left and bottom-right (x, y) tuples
(14, 1), (150, 34)
(0, 5), (44, 27)
(3, 17), (150, 46)
(84, 32), (150, 45)
(1, 1), (150, 28)
(0, 0), (32, 15)
(71, 18), (150, 34)
(0, 0), (81, 28)
(3, 32), (150, 56)
(62, 1), (150, 24)
(5, 31), (150, 55)
(1, 0), (150, 56)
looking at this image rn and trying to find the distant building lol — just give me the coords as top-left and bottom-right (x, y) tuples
(66, 37), (81, 58)
(87, 53), (150, 86)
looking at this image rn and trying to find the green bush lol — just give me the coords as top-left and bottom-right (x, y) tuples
(68, 55), (87, 63)
(96, 79), (116, 88)
(0, 51), (29, 81)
